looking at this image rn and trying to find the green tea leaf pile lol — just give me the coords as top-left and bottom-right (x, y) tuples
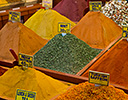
(34, 34), (101, 74)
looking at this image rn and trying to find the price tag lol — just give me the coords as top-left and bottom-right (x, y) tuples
(89, 70), (110, 86)
(15, 89), (36, 100)
(9, 11), (21, 22)
(122, 26), (128, 38)
(42, 0), (53, 9)
(89, 1), (102, 11)
(18, 53), (33, 68)
(58, 22), (71, 34)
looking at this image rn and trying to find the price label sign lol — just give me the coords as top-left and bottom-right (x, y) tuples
(58, 22), (71, 33)
(89, 1), (102, 11)
(42, 0), (53, 9)
(122, 26), (128, 38)
(89, 70), (110, 86)
(9, 11), (21, 22)
(15, 89), (36, 100)
(18, 53), (33, 68)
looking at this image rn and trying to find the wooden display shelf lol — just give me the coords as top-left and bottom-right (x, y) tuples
(0, 3), (42, 30)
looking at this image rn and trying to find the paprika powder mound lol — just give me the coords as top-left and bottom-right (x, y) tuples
(0, 66), (69, 100)
(24, 9), (76, 40)
(71, 11), (122, 49)
(56, 82), (128, 100)
(82, 39), (128, 89)
(0, 22), (48, 63)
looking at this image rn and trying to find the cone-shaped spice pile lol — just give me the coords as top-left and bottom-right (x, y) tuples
(71, 11), (122, 49)
(0, 22), (48, 62)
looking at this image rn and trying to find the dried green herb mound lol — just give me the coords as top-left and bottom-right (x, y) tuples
(34, 34), (101, 74)
(56, 82), (128, 100)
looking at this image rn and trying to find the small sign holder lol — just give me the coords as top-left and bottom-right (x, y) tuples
(9, 11), (21, 23)
(122, 26), (128, 41)
(42, 0), (53, 10)
(15, 89), (36, 100)
(18, 53), (33, 68)
(58, 22), (71, 36)
(89, 1), (102, 11)
(89, 70), (110, 86)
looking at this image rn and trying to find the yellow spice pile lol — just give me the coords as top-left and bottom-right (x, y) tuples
(0, 66), (69, 100)
(24, 9), (76, 40)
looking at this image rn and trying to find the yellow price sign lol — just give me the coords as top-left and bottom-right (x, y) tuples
(42, 0), (53, 9)
(15, 89), (36, 100)
(18, 53), (33, 68)
(9, 11), (21, 22)
(58, 22), (71, 33)
(89, 70), (110, 86)
(89, 1), (102, 11)
(122, 26), (128, 38)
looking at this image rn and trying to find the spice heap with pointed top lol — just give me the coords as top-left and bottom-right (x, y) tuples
(34, 34), (101, 74)
(56, 82), (128, 100)
(24, 9), (76, 40)
(0, 22), (48, 62)
(71, 11), (122, 49)
(0, 66), (69, 100)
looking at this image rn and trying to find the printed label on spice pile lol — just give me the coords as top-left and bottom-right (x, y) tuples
(89, 1), (102, 11)
(18, 53), (33, 68)
(122, 26), (128, 38)
(58, 22), (71, 34)
(15, 89), (36, 100)
(89, 70), (110, 86)
(42, 0), (53, 9)
(9, 11), (21, 22)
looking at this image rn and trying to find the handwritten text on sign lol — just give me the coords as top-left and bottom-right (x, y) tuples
(42, 0), (52, 9)
(18, 53), (33, 68)
(15, 89), (36, 100)
(89, 1), (102, 11)
(58, 22), (71, 33)
(122, 26), (128, 38)
(9, 11), (21, 22)
(89, 70), (110, 86)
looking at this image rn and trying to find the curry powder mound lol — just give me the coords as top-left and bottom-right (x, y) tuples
(82, 39), (128, 89)
(0, 66), (69, 100)
(56, 82), (128, 100)
(71, 11), (122, 49)
(0, 22), (48, 62)
(34, 34), (101, 74)
(24, 9), (76, 40)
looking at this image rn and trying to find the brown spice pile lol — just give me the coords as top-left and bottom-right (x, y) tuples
(71, 11), (122, 49)
(0, 22), (48, 63)
(56, 82), (128, 100)
(82, 39), (128, 89)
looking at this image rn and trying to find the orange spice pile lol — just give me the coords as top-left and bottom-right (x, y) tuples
(0, 22), (48, 63)
(71, 11), (122, 49)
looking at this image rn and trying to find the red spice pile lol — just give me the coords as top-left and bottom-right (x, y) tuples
(53, 0), (88, 22)
(82, 39), (128, 89)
